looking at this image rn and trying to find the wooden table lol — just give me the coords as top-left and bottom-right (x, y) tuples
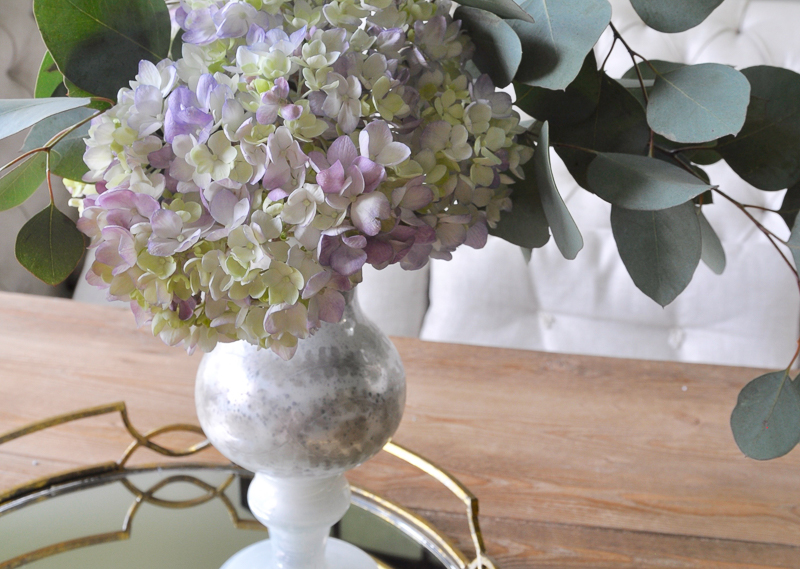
(1, 291), (799, 568)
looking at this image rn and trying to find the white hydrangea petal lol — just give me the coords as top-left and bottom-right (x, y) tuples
(376, 142), (410, 167)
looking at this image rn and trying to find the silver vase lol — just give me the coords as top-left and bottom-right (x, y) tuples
(195, 291), (406, 569)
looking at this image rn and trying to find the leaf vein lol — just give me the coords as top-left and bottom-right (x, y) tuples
(62, 0), (160, 59)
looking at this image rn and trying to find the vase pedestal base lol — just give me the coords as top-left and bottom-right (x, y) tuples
(220, 537), (378, 569)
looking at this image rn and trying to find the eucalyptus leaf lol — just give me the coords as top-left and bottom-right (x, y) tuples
(34, 52), (63, 99)
(622, 60), (686, 107)
(717, 66), (800, 191)
(551, 73), (650, 189)
(535, 122), (582, 259)
(22, 108), (94, 180)
(587, 153), (713, 210)
(610, 201), (701, 306)
(649, 133), (719, 165)
(690, 164), (711, 185)
(0, 98), (92, 142)
(457, 0), (535, 23)
(630, 0), (725, 33)
(22, 107), (94, 151)
(622, 60), (686, 82)
(514, 51), (601, 126)
(64, 79), (112, 112)
(510, 0), (611, 90)
(491, 156), (551, 249)
(647, 64), (750, 143)
(34, 0), (171, 100)
(615, 78), (655, 90)
(697, 209), (725, 274)
(0, 153), (47, 212)
(170, 28), (185, 61)
(15, 204), (85, 285)
(521, 247), (533, 264)
(455, 6), (522, 88)
(731, 371), (800, 460)
(685, 147), (722, 166)
(780, 180), (800, 229)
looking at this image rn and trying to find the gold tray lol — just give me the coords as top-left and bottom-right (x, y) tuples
(0, 403), (496, 569)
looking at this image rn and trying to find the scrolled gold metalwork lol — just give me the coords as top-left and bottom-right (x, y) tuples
(383, 442), (497, 569)
(0, 401), (209, 504)
(1, 404), (497, 569)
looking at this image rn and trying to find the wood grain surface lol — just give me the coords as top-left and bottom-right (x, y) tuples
(1, 291), (799, 568)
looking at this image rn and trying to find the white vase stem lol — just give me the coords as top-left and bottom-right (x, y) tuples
(248, 474), (351, 569)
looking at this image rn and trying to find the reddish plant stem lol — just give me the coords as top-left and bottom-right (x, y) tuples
(90, 96), (115, 106)
(551, 141), (597, 154)
(45, 151), (54, 205)
(45, 110), (103, 148)
(713, 187), (800, 292)
(608, 23), (655, 155)
(1, 108), (102, 176)
(744, 204), (784, 214)
(600, 35), (618, 71)
(786, 339), (800, 375)
(0, 147), (46, 174)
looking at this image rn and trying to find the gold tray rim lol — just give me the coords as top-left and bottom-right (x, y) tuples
(0, 402), (496, 569)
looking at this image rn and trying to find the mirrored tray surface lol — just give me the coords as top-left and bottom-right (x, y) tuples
(0, 464), (464, 569)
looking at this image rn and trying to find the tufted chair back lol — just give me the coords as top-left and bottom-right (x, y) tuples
(0, 1), (71, 296)
(417, 0), (800, 369)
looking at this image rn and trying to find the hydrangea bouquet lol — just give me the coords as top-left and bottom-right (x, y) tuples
(5, 0), (800, 462)
(70, 0), (531, 358)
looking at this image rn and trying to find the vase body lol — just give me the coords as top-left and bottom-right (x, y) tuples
(195, 292), (405, 568)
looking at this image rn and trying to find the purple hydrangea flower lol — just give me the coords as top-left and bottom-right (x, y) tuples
(164, 86), (214, 143)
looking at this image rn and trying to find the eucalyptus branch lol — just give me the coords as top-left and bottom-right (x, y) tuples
(45, 151), (54, 205)
(0, 147), (46, 175)
(608, 23), (658, 75)
(713, 187), (786, 242)
(713, 187), (800, 291)
(785, 339), (800, 374)
(90, 96), (116, 106)
(0, 109), (103, 177)
(670, 152), (709, 183)
(608, 23), (655, 155)
(608, 22), (655, 106)
(659, 143), (717, 156)
(551, 142), (597, 154)
(599, 34), (618, 72)
(666, 157), (797, 286)
(45, 109), (103, 148)
(743, 204), (785, 214)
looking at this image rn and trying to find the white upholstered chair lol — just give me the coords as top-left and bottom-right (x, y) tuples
(416, 0), (800, 369)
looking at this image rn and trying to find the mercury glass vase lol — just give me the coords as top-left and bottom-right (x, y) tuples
(195, 290), (406, 569)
